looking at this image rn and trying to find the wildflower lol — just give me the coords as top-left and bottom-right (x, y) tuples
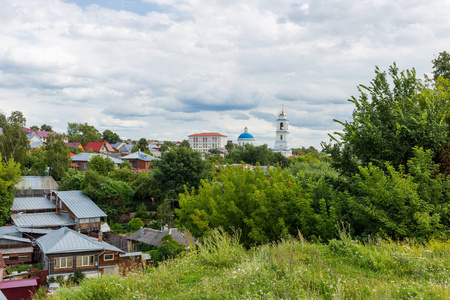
(233, 276), (236, 279)
(256, 267), (259, 271)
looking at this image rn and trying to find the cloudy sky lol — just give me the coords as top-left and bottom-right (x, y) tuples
(0, 0), (449, 149)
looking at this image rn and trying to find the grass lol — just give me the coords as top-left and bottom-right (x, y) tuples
(39, 228), (450, 299)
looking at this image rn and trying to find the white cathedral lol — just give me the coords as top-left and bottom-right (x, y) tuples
(273, 105), (292, 158)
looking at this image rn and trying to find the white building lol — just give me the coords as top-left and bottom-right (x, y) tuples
(237, 127), (255, 146)
(188, 132), (227, 152)
(273, 106), (292, 157)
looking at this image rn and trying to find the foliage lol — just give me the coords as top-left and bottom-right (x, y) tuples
(0, 155), (21, 226)
(154, 147), (208, 198)
(128, 218), (144, 232)
(432, 50), (450, 80)
(67, 122), (102, 147)
(155, 199), (174, 227)
(179, 139), (190, 149)
(88, 155), (115, 176)
(0, 111), (28, 166)
(102, 129), (121, 144)
(177, 166), (339, 247)
(148, 234), (185, 264)
(132, 138), (149, 152)
(292, 146), (319, 156)
(58, 168), (85, 191)
(323, 64), (448, 176)
(119, 160), (132, 169)
(23, 148), (47, 176)
(135, 202), (150, 222)
(131, 171), (160, 203)
(41, 230), (450, 300)
(44, 134), (70, 180)
(108, 167), (137, 183)
(67, 270), (86, 285)
(227, 144), (274, 166)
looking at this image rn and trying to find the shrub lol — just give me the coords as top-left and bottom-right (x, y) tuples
(128, 218), (144, 232)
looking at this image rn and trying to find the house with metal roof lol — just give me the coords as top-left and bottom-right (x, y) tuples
(50, 191), (107, 234)
(128, 227), (187, 248)
(71, 153), (123, 171)
(11, 212), (76, 230)
(15, 176), (59, 197)
(36, 227), (124, 278)
(11, 197), (56, 214)
(121, 150), (159, 170)
(66, 142), (85, 151)
(0, 226), (34, 266)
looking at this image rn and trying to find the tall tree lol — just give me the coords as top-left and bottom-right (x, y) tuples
(0, 111), (28, 166)
(0, 155), (21, 226)
(432, 51), (450, 80)
(102, 129), (121, 144)
(132, 138), (149, 152)
(67, 122), (102, 147)
(179, 140), (190, 149)
(154, 147), (208, 198)
(40, 124), (53, 132)
(44, 134), (70, 180)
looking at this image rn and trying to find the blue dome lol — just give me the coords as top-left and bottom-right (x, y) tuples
(238, 132), (255, 140)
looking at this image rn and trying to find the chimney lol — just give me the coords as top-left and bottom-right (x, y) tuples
(140, 227), (144, 237)
(98, 231), (103, 242)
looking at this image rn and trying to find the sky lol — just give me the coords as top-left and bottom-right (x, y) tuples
(0, 0), (449, 149)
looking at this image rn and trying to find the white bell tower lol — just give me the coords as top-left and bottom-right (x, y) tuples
(273, 105), (292, 157)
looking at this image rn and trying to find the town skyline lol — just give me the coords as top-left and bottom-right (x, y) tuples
(1, 0), (449, 149)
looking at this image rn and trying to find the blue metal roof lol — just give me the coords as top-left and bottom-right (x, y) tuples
(55, 191), (107, 219)
(238, 132), (255, 140)
(11, 213), (76, 228)
(71, 153), (123, 164)
(11, 197), (56, 211)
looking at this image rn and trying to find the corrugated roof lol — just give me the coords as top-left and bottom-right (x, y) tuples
(11, 213), (75, 228)
(11, 197), (56, 211)
(0, 235), (31, 244)
(188, 132), (227, 137)
(128, 228), (186, 246)
(71, 153), (123, 164)
(16, 176), (59, 190)
(0, 278), (38, 289)
(56, 191), (107, 218)
(36, 227), (124, 254)
(17, 227), (54, 235)
(121, 151), (159, 162)
(0, 226), (20, 236)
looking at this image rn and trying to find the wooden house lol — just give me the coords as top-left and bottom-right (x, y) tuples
(121, 150), (159, 171)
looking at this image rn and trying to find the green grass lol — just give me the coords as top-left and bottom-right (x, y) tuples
(40, 229), (450, 299)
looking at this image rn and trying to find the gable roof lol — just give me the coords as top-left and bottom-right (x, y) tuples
(55, 191), (107, 218)
(71, 153), (123, 164)
(11, 197), (56, 211)
(128, 228), (186, 246)
(11, 213), (75, 228)
(109, 142), (124, 149)
(0, 235), (31, 244)
(0, 226), (20, 236)
(16, 176), (59, 190)
(85, 141), (114, 152)
(66, 142), (83, 148)
(121, 151), (159, 162)
(36, 227), (124, 254)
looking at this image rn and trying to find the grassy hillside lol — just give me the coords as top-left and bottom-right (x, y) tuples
(40, 228), (450, 299)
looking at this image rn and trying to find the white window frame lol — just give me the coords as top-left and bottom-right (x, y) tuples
(77, 255), (94, 267)
(55, 257), (73, 269)
(104, 254), (114, 261)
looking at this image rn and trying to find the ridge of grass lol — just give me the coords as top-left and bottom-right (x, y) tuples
(39, 228), (450, 300)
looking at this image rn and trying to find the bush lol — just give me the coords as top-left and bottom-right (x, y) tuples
(128, 218), (144, 233)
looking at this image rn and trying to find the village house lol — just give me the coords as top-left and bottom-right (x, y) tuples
(35, 227), (124, 278)
(84, 140), (115, 153)
(121, 150), (159, 170)
(128, 227), (187, 249)
(0, 227), (33, 266)
(71, 153), (123, 171)
(66, 142), (85, 152)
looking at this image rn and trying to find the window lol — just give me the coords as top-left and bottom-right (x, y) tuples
(77, 255), (94, 267)
(90, 217), (100, 222)
(280, 122), (284, 130)
(55, 257), (73, 269)
(80, 218), (89, 224)
(280, 135), (283, 140)
(104, 254), (114, 261)
(84, 163), (89, 169)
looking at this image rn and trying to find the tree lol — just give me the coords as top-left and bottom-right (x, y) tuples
(40, 124), (53, 132)
(0, 155), (21, 226)
(432, 51), (450, 80)
(128, 218), (144, 232)
(102, 130), (121, 144)
(179, 140), (190, 149)
(156, 199), (174, 227)
(225, 141), (234, 153)
(30, 125), (39, 131)
(132, 138), (148, 152)
(0, 111), (28, 166)
(323, 64), (448, 176)
(67, 123), (101, 147)
(44, 134), (70, 180)
(153, 147), (208, 198)
(88, 155), (115, 176)
(177, 166), (322, 247)
(23, 148), (47, 176)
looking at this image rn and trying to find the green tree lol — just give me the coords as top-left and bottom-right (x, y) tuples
(44, 134), (70, 180)
(323, 64), (448, 176)
(179, 140), (190, 149)
(67, 122), (102, 147)
(177, 166), (320, 247)
(0, 111), (28, 166)
(131, 171), (160, 203)
(156, 199), (174, 227)
(132, 138), (148, 152)
(225, 141), (234, 153)
(128, 218), (144, 232)
(30, 125), (39, 131)
(88, 155), (115, 176)
(102, 130), (121, 144)
(40, 124), (53, 132)
(154, 147), (208, 198)
(432, 51), (450, 80)
(148, 234), (184, 264)
(0, 155), (21, 225)
(23, 148), (47, 176)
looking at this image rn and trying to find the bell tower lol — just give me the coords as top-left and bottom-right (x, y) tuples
(273, 105), (292, 157)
